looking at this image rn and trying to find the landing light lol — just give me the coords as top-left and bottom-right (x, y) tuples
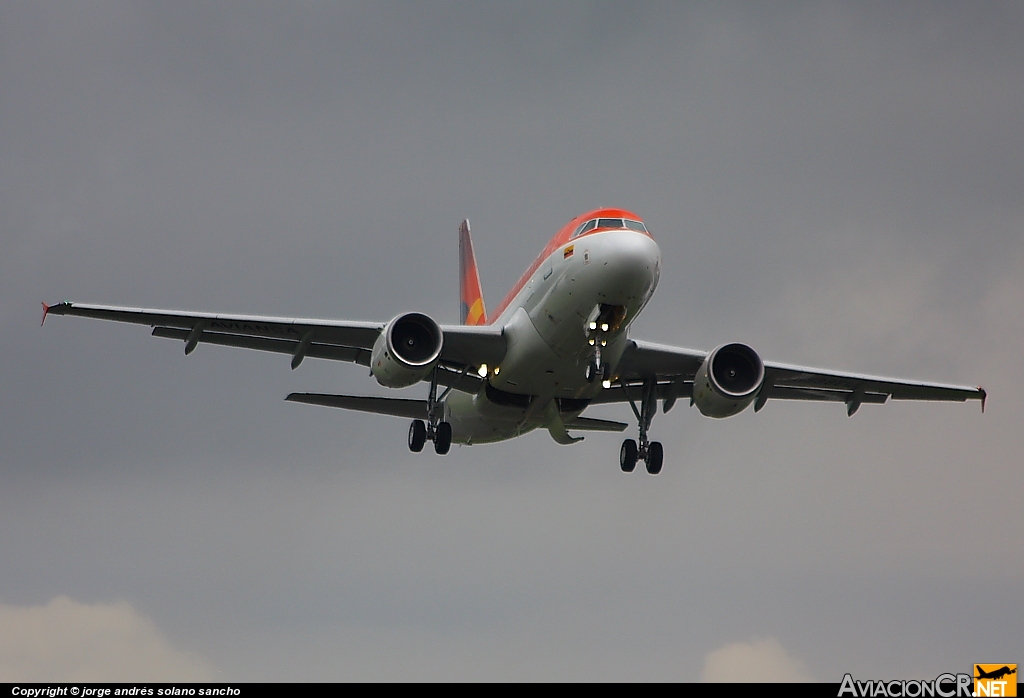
(589, 322), (597, 330)
(478, 364), (488, 377)
(601, 323), (609, 332)
(589, 339), (595, 346)
(493, 366), (500, 375)
(602, 380), (612, 389)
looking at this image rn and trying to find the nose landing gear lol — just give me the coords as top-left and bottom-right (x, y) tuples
(585, 351), (611, 383)
(620, 378), (664, 475)
(585, 335), (610, 384)
(584, 305), (626, 383)
(408, 367), (453, 455)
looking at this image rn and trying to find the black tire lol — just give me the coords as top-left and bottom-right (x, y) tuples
(434, 421), (452, 455)
(602, 363), (612, 382)
(620, 439), (638, 472)
(408, 420), (426, 453)
(585, 361), (598, 383)
(646, 441), (663, 475)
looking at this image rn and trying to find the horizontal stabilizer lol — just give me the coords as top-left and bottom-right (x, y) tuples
(563, 416), (629, 432)
(286, 393), (428, 419)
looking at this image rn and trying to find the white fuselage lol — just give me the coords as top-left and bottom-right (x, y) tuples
(445, 229), (661, 444)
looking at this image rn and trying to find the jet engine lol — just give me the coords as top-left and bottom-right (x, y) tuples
(370, 312), (443, 388)
(691, 342), (765, 418)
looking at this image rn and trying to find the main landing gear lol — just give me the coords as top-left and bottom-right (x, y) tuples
(408, 366), (453, 455)
(619, 378), (664, 475)
(409, 418), (451, 455)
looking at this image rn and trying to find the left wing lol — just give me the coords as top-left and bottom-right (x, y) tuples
(757, 361), (985, 412)
(43, 301), (503, 393)
(599, 339), (985, 413)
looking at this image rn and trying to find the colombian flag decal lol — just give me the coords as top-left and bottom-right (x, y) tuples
(564, 245), (574, 259)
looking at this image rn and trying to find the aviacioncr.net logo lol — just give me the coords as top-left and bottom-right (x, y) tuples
(838, 673), (973, 698)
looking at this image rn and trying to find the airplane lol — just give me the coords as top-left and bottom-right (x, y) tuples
(43, 208), (986, 475)
(975, 666), (1016, 681)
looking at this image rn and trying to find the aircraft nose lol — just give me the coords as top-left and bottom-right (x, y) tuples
(589, 230), (661, 304)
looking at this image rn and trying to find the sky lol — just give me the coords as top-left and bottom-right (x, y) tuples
(1, 1), (1021, 682)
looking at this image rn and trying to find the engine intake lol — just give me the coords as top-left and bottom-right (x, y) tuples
(692, 342), (764, 418)
(370, 312), (443, 388)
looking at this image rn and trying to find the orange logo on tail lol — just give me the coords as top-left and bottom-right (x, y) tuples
(459, 220), (487, 326)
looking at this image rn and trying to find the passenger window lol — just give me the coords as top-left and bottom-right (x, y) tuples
(597, 218), (624, 229)
(572, 219), (597, 238)
(625, 219), (647, 233)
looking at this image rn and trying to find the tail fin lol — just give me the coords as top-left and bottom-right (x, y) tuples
(459, 219), (487, 325)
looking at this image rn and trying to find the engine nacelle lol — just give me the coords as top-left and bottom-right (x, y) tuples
(370, 312), (443, 388)
(692, 342), (765, 418)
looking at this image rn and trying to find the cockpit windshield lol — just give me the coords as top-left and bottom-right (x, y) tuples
(571, 219), (598, 238)
(571, 217), (648, 238)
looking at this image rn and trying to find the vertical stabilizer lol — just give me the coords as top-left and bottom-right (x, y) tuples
(459, 219), (487, 325)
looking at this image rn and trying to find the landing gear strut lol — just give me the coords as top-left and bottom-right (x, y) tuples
(585, 305), (627, 383)
(586, 343), (608, 383)
(408, 366), (453, 455)
(585, 354), (611, 383)
(620, 378), (664, 475)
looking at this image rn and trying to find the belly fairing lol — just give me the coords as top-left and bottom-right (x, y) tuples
(444, 390), (539, 445)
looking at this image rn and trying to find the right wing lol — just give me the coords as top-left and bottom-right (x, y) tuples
(44, 301), (504, 393)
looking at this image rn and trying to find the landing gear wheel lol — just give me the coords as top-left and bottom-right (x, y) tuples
(408, 419), (427, 452)
(585, 361), (599, 383)
(434, 421), (452, 455)
(645, 441), (663, 475)
(620, 439), (638, 472)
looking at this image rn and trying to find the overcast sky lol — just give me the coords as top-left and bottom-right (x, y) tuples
(1, 1), (1021, 681)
